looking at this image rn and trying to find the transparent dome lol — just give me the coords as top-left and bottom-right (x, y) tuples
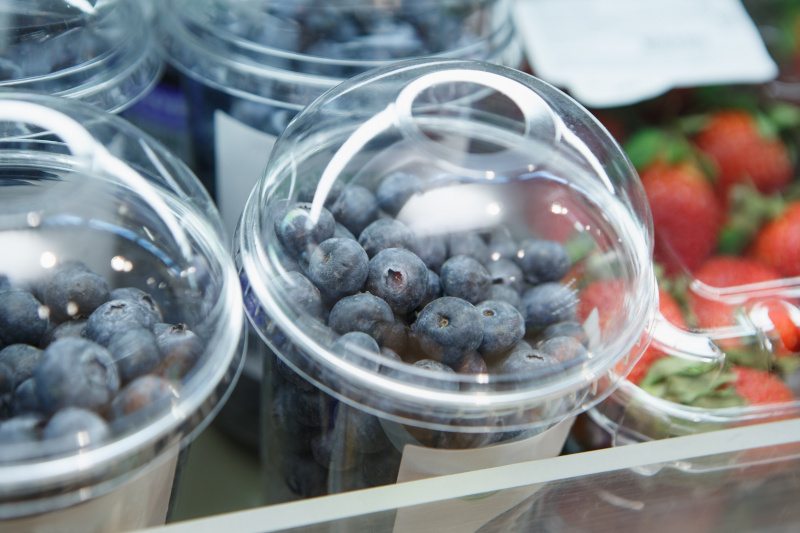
(237, 58), (659, 432)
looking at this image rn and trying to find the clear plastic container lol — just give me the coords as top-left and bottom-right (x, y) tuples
(235, 57), (661, 504)
(156, 0), (524, 450)
(0, 0), (161, 114)
(0, 92), (244, 532)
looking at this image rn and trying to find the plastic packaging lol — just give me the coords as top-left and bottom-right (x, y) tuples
(0, 92), (244, 532)
(236, 57), (660, 503)
(0, 0), (161, 113)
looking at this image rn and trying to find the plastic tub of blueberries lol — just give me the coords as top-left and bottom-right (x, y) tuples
(0, 92), (244, 532)
(0, 0), (161, 114)
(155, 0), (524, 450)
(235, 57), (662, 512)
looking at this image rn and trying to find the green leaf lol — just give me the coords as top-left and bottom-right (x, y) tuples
(623, 128), (669, 170)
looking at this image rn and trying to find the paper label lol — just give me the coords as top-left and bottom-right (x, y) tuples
(514, 0), (778, 108)
(3, 444), (179, 533)
(214, 110), (278, 239)
(392, 417), (574, 533)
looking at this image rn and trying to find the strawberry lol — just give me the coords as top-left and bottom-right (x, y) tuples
(731, 366), (796, 405)
(694, 109), (793, 200)
(750, 200), (800, 278)
(687, 256), (782, 330)
(627, 288), (686, 384)
(575, 279), (624, 333)
(640, 160), (723, 274)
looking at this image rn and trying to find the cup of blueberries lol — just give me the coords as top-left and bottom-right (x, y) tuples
(155, 0), (524, 449)
(235, 57), (660, 515)
(0, 92), (245, 532)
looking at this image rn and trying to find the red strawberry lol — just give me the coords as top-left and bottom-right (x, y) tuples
(751, 200), (800, 278)
(688, 256), (782, 330)
(576, 279), (624, 333)
(731, 366), (796, 405)
(640, 160), (723, 274)
(694, 110), (793, 200)
(627, 288), (686, 384)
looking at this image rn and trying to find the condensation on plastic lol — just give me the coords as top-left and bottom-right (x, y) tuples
(0, 0), (162, 113)
(237, 58), (661, 433)
(0, 92), (244, 521)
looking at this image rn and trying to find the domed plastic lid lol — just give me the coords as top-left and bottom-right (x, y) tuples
(158, 0), (520, 105)
(0, 0), (161, 113)
(0, 92), (243, 513)
(238, 58), (658, 432)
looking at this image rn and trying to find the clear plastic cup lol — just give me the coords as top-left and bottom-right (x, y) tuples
(235, 58), (660, 505)
(0, 0), (161, 114)
(0, 92), (245, 532)
(155, 0), (524, 450)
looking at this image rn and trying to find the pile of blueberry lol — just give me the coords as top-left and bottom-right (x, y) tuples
(262, 171), (592, 497)
(0, 261), (203, 460)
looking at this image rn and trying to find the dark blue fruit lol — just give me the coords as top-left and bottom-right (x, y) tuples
(10, 378), (39, 416)
(475, 300), (526, 360)
(328, 292), (394, 343)
(448, 232), (489, 264)
(522, 282), (578, 329)
(44, 263), (110, 323)
(538, 336), (589, 367)
(516, 239), (571, 285)
(499, 348), (559, 377)
(330, 185), (378, 236)
(109, 287), (164, 324)
(0, 344), (42, 384)
(86, 299), (157, 346)
(275, 202), (336, 260)
(411, 234), (448, 273)
(153, 323), (204, 380)
(358, 219), (415, 258)
(35, 338), (120, 415)
(44, 319), (87, 346)
(332, 404), (391, 454)
(412, 297), (483, 367)
(0, 413), (44, 445)
(107, 327), (161, 383)
(364, 248), (428, 315)
(307, 238), (369, 302)
(488, 284), (525, 317)
(0, 289), (48, 347)
(539, 321), (589, 348)
(375, 171), (424, 216)
(110, 375), (176, 421)
(43, 407), (111, 453)
(486, 258), (525, 293)
(276, 272), (325, 321)
(331, 331), (381, 371)
(439, 255), (491, 305)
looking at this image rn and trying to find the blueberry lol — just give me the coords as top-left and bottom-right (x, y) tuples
(44, 319), (87, 346)
(273, 387), (333, 428)
(107, 327), (161, 383)
(487, 228), (520, 262)
(331, 185), (378, 236)
(153, 323), (204, 380)
(522, 282), (578, 329)
(539, 321), (589, 348)
(332, 405), (391, 454)
(282, 452), (328, 498)
(86, 299), (157, 346)
(418, 269), (441, 310)
(499, 348), (559, 377)
(516, 239), (571, 285)
(307, 238), (369, 302)
(109, 287), (164, 324)
(110, 375), (176, 420)
(35, 338), (120, 415)
(275, 202), (336, 260)
(0, 344), (42, 384)
(10, 378), (39, 416)
(0, 361), (12, 396)
(411, 234), (448, 273)
(380, 318), (410, 355)
(296, 180), (345, 209)
(0, 413), (44, 445)
(365, 248), (428, 315)
(358, 219), (415, 258)
(488, 284), (525, 318)
(331, 331), (381, 371)
(375, 171), (424, 216)
(43, 407), (110, 453)
(328, 292), (394, 343)
(272, 393), (318, 454)
(453, 350), (488, 375)
(408, 359), (459, 391)
(412, 297), (483, 367)
(334, 223), (357, 241)
(439, 255), (491, 305)
(487, 258), (525, 293)
(43, 263), (110, 323)
(475, 300), (526, 360)
(0, 289), (48, 347)
(276, 272), (325, 321)
(448, 232), (489, 264)
(538, 336), (589, 367)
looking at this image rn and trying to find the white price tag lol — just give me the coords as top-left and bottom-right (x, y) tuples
(514, 0), (778, 107)
(214, 111), (278, 239)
